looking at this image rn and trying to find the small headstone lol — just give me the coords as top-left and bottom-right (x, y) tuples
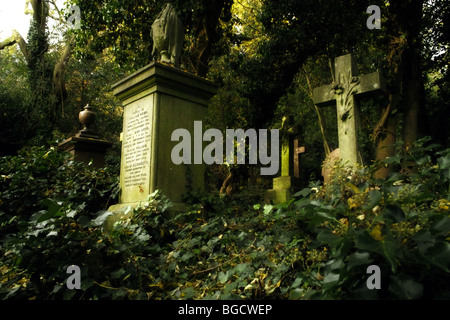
(313, 53), (385, 169)
(59, 104), (112, 168)
(265, 119), (305, 203)
(322, 148), (340, 185)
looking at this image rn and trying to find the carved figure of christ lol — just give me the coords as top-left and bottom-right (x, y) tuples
(313, 54), (385, 168)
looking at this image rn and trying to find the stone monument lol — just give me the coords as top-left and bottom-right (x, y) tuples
(59, 104), (112, 168)
(265, 117), (305, 203)
(313, 53), (385, 169)
(107, 5), (216, 215)
(107, 62), (216, 214)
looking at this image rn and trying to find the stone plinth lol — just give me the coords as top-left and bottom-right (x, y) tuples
(59, 136), (112, 168)
(265, 176), (300, 204)
(108, 62), (217, 213)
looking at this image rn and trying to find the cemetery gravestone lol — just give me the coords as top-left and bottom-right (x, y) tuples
(322, 148), (340, 185)
(107, 62), (217, 216)
(313, 53), (385, 169)
(265, 122), (305, 203)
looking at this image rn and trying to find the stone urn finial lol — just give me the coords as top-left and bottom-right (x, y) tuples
(77, 104), (99, 138)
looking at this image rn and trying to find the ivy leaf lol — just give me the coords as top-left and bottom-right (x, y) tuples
(293, 188), (311, 198)
(317, 230), (340, 247)
(437, 151), (450, 180)
(355, 230), (398, 273)
(390, 274), (424, 299)
(347, 251), (373, 269)
(363, 190), (382, 211)
(218, 271), (231, 284)
(91, 211), (114, 227)
(431, 216), (450, 236)
(263, 204), (274, 215)
(36, 198), (63, 223)
(425, 241), (450, 272)
(322, 272), (340, 289)
(383, 205), (405, 223)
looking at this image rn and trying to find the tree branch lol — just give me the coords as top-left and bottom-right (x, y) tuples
(301, 66), (331, 155)
(49, 0), (64, 22)
(0, 31), (30, 63)
(0, 37), (16, 51)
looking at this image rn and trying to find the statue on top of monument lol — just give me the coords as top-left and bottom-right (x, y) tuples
(150, 3), (184, 67)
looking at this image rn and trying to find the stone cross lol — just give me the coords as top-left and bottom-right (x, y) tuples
(265, 120), (305, 204)
(293, 139), (305, 179)
(280, 116), (305, 178)
(281, 133), (305, 178)
(313, 54), (385, 168)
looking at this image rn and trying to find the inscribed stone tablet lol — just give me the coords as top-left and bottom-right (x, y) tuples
(120, 97), (153, 203)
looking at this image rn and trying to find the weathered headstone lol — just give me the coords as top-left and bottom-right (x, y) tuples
(322, 148), (340, 185)
(107, 62), (216, 215)
(59, 104), (112, 168)
(106, 4), (216, 217)
(313, 53), (385, 169)
(265, 120), (305, 203)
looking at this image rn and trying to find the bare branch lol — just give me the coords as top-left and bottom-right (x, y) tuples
(301, 66), (331, 156)
(48, 0), (65, 23)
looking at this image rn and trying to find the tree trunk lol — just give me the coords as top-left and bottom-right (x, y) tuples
(374, 107), (398, 179)
(53, 39), (73, 118)
(395, 0), (424, 150)
(188, 0), (232, 77)
(0, 1), (72, 127)
(373, 0), (424, 178)
(402, 46), (424, 150)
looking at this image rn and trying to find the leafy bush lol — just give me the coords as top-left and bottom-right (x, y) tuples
(284, 137), (450, 299)
(1, 138), (449, 300)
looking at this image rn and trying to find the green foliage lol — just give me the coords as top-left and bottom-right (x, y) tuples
(0, 146), (118, 225)
(2, 139), (449, 300)
(0, 47), (36, 153)
(297, 137), (450, 299)
(71, 0), (233, 75)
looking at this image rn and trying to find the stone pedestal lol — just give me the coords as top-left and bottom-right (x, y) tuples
(59, 136), (112, 168)
(59, 104), (112, 168)
(265, 176), (300, 204)
(108, 62), (216, 214)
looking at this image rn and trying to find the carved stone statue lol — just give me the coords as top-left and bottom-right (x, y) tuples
(150, 3), (184, 66)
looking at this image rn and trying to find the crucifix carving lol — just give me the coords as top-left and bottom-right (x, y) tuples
(313, 54), (385, 168)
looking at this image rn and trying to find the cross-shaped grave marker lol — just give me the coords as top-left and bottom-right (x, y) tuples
(313, 53), (385, 168)
(265, 117), (305, 203)
(293, 139), (305, 179)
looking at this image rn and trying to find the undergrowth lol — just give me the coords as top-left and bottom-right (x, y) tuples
(1, 137), (449, 299)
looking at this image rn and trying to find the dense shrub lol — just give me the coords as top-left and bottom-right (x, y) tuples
(1, 138), (449, 300)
